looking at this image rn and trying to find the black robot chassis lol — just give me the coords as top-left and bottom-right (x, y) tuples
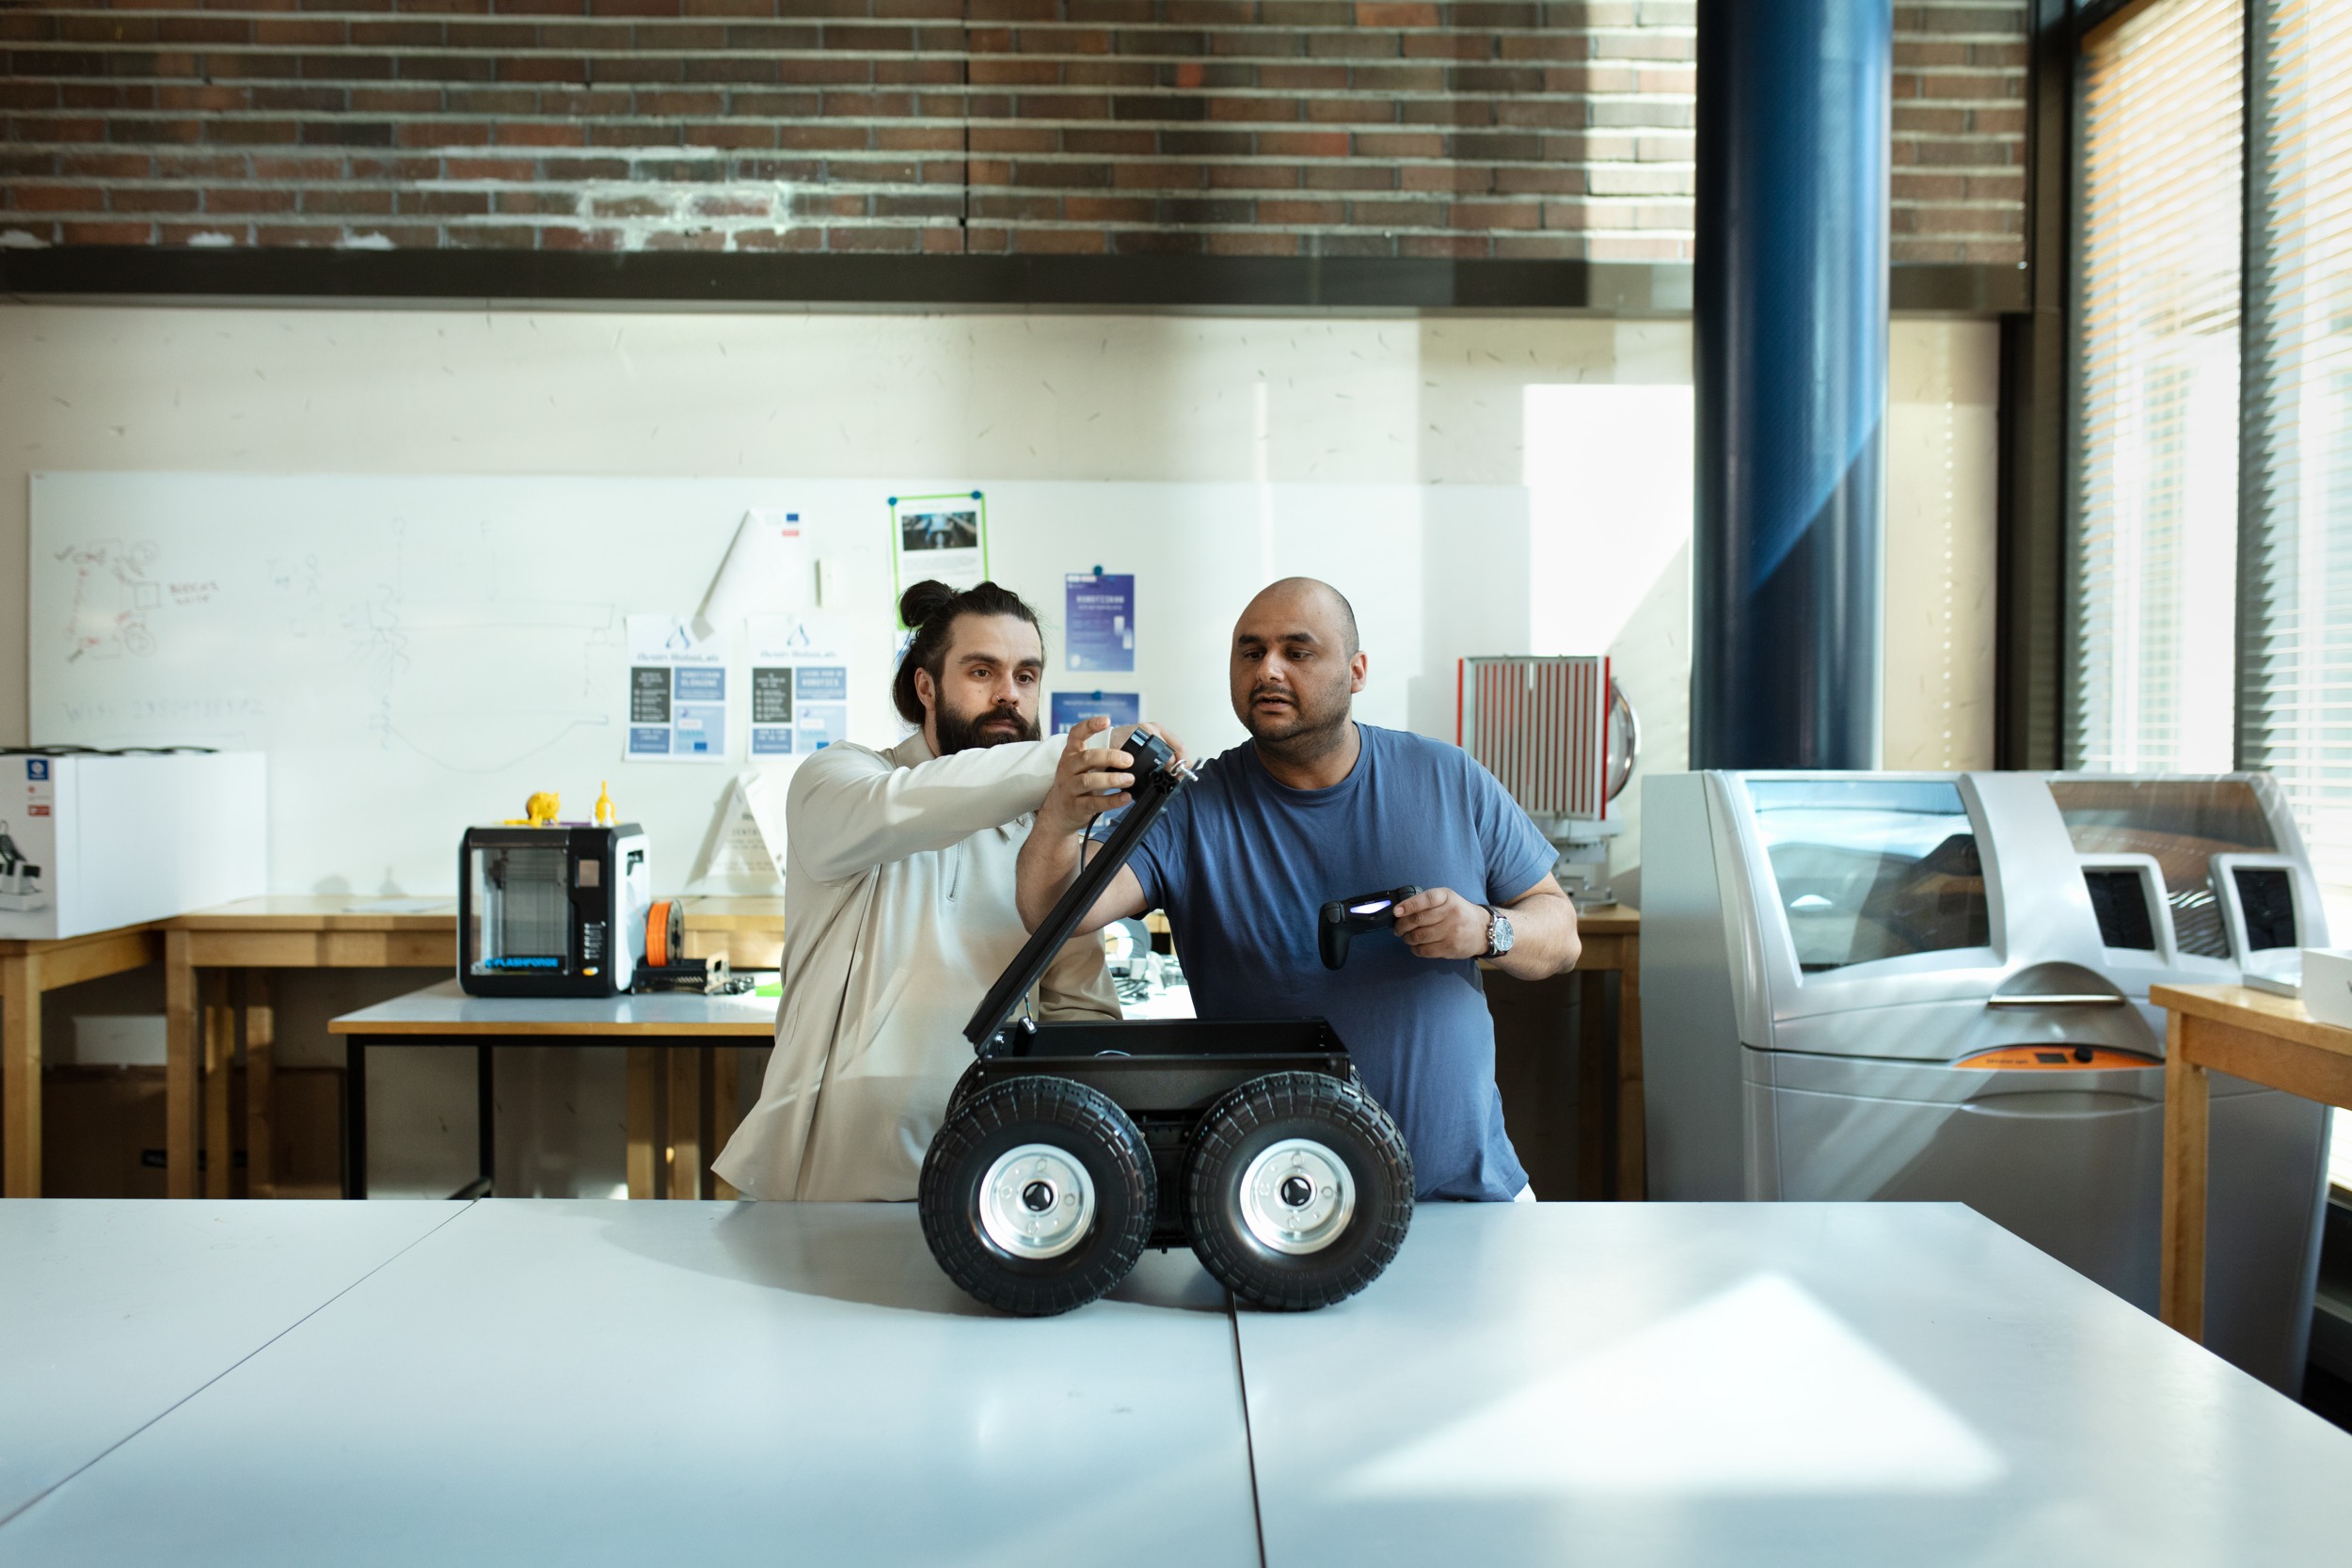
(918, 729), (1416, 1317)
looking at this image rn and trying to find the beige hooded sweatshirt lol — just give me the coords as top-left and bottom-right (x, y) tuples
(712, 731), (1118, 1200)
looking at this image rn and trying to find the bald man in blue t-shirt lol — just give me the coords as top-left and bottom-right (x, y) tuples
(1015, 578), (1582, 1202)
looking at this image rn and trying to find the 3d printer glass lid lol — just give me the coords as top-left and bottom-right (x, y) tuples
(467, 840), (573, 973)
(1745, 779), (1992, 974)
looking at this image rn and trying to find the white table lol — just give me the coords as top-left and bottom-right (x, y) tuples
(330, 981), (777, 1199)
(0, 1199), (1259, 1567)
(4, 1201), (2347, 1566)
(1239, 1203), (2352, 1566)
(0, 1200), (464, 1527)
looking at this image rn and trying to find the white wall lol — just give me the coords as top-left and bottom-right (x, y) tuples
(0, 305), (1998, 789)
(0, 303), (2000, 1194)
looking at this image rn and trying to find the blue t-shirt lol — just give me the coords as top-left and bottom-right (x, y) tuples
(1124, 723), (1556, 1201)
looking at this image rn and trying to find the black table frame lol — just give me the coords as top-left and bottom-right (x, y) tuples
(341, 1033), (740, 1200)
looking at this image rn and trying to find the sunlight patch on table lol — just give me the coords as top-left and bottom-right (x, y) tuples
(1343, 1273), (2005, 1497)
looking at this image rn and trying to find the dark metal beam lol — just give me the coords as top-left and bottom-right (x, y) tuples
(2, 245), (2022, 316)
(1994, 0), (2075, 771)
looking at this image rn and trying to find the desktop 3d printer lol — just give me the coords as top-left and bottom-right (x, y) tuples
(458, 811), (652, 998)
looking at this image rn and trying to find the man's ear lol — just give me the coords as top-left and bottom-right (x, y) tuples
(1349, 652), (1370, 695)
(914, 665), (938, 717)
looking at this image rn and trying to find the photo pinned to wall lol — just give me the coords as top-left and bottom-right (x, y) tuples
(625, 614), (728, 763)
(749, 612), (852, 758)
(1065, 569), (1136, 673)
(890, 491), (990, 611)
(1050, 689), (1142, 735)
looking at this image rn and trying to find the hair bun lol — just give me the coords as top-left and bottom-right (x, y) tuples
(898, 578), (960, 629)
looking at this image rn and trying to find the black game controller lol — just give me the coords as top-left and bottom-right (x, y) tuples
(1319, 885), (1422, 970)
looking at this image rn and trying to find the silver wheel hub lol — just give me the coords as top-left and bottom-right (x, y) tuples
(1239, 1138), (1355, 1256)
(977, 1143), (1096, 1260)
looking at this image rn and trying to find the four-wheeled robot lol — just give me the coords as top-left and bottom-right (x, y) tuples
(918, 730), (1417, 1316)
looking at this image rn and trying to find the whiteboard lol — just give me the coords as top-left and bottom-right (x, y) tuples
(30, 473), (1532, 894)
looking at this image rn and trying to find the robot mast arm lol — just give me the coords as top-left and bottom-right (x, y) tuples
(965, 732), (1185, 1050)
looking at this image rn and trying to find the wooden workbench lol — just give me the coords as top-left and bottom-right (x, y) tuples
(164, 898), (459, 1199)
(1568, 904), (1643, 1199)
(163, 896), (776, 1200)
(157, 895), (1640, 1204)
(0, 924), (165, 1196)
(2153, 982), (2352, 1342)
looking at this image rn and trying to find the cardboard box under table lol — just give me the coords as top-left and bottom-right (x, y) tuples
(328, 980), (774, 1199)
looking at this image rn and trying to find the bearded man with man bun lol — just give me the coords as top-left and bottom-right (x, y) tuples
(716, 579), (1166, 1201)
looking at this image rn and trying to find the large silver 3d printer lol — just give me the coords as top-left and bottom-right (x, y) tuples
(1643, 770), (2331, 1391)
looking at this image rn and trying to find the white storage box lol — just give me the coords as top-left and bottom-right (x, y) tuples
(2299, 949), (2352, 1030)
(0, 752), (266, 940)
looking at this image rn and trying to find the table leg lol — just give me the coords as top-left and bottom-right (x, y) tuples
(667, 1048), (705, 1200)
(2, 952), (40, 1197)
(202, 970), (233, 1199)
(710, 1047), (741, 1201)
(344, 1039), (369, 1200)
(1575, 971), (1611, 1200)
(2160, 1011), (2211, 1340)
(477, 1044), (495, 1196)
(626, 1047), (658, 1199)
(165, 930), (199, 1198)
(1617, 942), (1645, 1201)
(244, 972), (276, 1199)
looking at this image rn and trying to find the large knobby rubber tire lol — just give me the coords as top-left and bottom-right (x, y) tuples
(1184, 1070), (1414, 1311)
(946, 1059), (986, 1116)
(919, 1075), (1156, 1317)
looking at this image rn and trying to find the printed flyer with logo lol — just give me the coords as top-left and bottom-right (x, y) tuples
(625, 615), (728, 762)
(749, 612), (852, 757)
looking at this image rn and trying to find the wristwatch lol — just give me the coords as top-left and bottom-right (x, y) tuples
(1483, 905), (1515, 959)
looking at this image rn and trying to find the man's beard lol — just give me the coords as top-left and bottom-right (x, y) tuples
(934, 698), (1040, 754)
(1242, 679), (1350, 759)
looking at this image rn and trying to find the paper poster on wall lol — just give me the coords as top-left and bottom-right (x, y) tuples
(749, 612), (852, 757)
(890, 491), (989, 610)
(1065, 571), (1136, 673)
(626, 615), (728, 763)
(697, 767), (789, 887)
(1050, 690), (1142, 735)
(692, 508), (809, 641)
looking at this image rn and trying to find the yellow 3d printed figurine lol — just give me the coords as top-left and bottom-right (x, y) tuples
(503, 791), (562, 828)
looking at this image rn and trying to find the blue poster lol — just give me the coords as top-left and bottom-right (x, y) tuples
(1065, 572), (1136, 673)
(1050, 690), (1142, 735)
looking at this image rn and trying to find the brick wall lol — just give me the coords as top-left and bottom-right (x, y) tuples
(0, 1), (2025, 265)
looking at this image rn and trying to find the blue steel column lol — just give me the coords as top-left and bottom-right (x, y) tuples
(1692, 0), (1890, 770)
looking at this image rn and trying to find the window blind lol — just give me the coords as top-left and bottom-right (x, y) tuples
(2239, 0), (2352, 930)
(2074, 0), (2246, 773)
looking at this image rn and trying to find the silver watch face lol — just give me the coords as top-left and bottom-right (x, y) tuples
(1489, 910), (1514, 955)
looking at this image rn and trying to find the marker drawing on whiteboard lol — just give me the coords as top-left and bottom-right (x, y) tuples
(58, 538), (163, 661)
